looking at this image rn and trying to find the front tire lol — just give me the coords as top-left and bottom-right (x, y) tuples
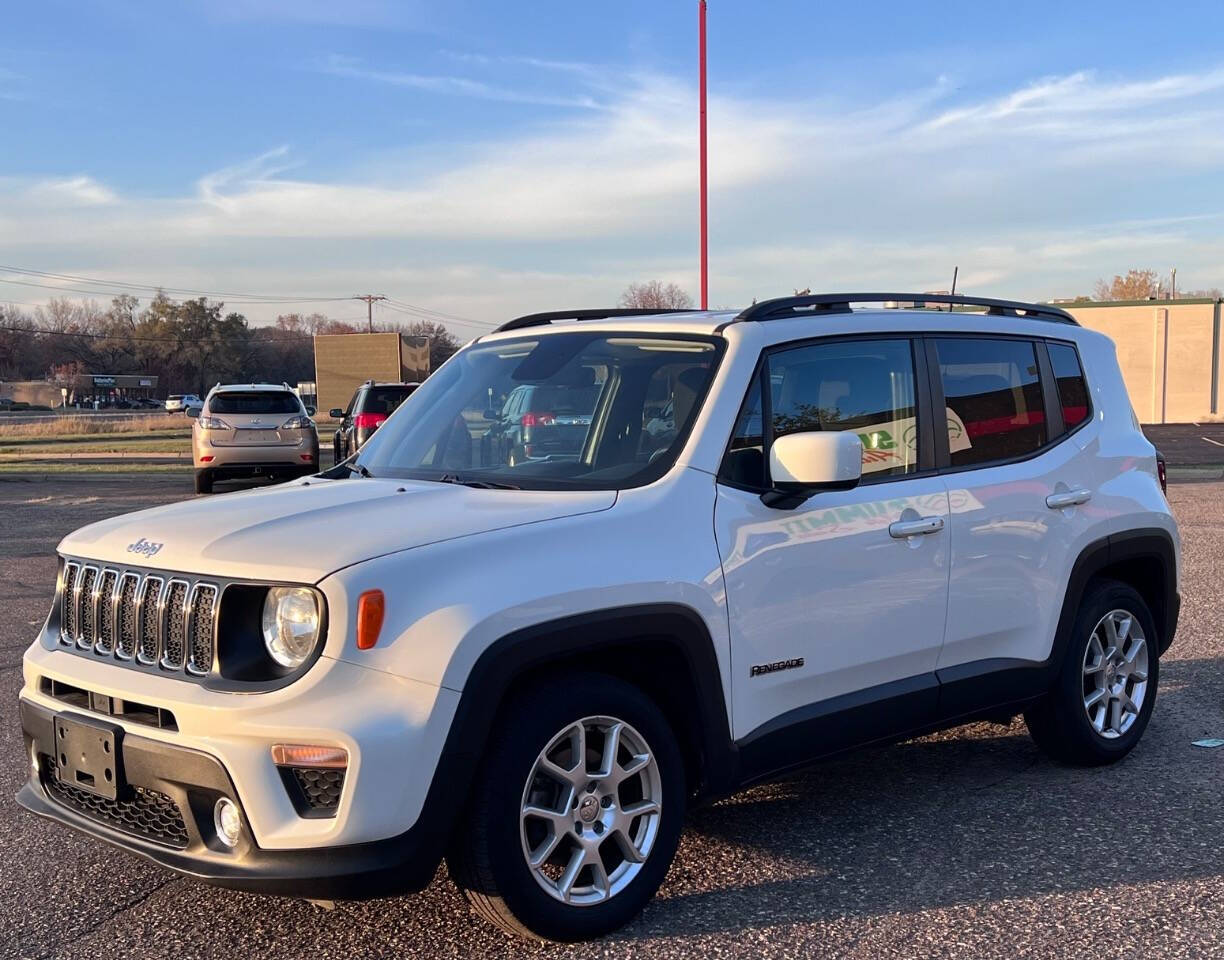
(1025, 579), (1159, 765)
(448, 672), (685, 941)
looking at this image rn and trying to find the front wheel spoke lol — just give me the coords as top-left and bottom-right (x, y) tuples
(611, 827), (646, 864)
(1091, 699), (1108, 732)
(523, 802), (569, 828)
(1129, 668), (1148, 683)
(611, 752), (651, 786)
(1118, 691), (1139, 716)
(1103, 616), (1120, 649)
(1124, 638), (1146, 665)
(596, 722), (624, 779)
(528, 830), (562, 868)
(557, 847), (586, 902)
(1084, 657), (1105, 676)
(588, 857), (610, 896)
(1116, 615), (1133, 643)
(1087, 632), (1105, 662)
(540, 756), (582, 789)
(621, 798), (660, 818)
(1109, 696), (1123, 732)
(1084, 687), (1107, 709)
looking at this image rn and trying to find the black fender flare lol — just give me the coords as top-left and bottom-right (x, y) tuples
(410, 603), (738, 872)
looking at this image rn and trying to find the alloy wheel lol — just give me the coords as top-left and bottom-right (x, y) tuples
(518, 715), (662, 906)
(1082, 608), (1149, 739)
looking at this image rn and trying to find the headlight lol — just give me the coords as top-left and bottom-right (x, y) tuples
(261, 587), (321, 668)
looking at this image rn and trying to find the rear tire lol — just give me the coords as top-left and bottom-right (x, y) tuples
(193, 470), (213, 495)
(1025, 579), (1159, 766)
(447, 672), (685, 941)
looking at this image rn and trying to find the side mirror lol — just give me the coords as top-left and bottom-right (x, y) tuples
(304, 405), (316, 417)
(329, 408), (344, 419)
(483, 408), (501, 421)
(186, 406), (201, 419)
(762, 431), (861, 508)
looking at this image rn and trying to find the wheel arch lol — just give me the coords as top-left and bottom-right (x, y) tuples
(1054, 528), (1179, 668)
(414, 603), (738, 868)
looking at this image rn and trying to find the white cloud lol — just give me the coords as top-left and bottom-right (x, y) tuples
(318, 54), (604, 110)
(27, 176), (118, 206)
(5, 61), (1224, 325)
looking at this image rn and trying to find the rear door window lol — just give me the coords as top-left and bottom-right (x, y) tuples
(209, 391), (301, 415)
(935, 338), (1046, 467)
(1047, 342), (1091, 430)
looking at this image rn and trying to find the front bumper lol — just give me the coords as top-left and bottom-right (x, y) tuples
(17, 701), (436, 897)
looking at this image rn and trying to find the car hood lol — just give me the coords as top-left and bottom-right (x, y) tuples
(58, 477), (617, 582)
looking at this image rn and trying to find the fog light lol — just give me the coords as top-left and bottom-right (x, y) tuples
(214, 797), (242, 848)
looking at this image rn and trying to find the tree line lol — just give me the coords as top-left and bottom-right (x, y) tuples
(0, 294), (460, 396)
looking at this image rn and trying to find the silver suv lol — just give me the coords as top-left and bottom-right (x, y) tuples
(189, 383), (318, 493)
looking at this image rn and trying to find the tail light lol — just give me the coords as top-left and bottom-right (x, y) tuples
(521, 412), (555, 427)
(1156, 455), (1167, 494)
(354, 413), (388, 430)
(197, 416), (231, 430)
(280, 415), (313, 429)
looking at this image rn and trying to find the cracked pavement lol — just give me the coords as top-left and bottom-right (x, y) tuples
(0, 474), (1221, 959)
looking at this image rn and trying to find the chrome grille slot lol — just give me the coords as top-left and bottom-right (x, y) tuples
(61, 562), (80, 644)
(77, 566), (98, 649)
(137, 575), (164, 664)
(55, 558), (223, 684)
(95, 569), (118, 654)
(116, 572), (140, 659)
(187, 584), (217, 675)
(160, 580), (189, 669)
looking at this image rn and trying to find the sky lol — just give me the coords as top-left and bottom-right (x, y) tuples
(4, 0), (1224, 335)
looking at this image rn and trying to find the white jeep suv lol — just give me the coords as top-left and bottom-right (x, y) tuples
(17, 294), (1180, 941)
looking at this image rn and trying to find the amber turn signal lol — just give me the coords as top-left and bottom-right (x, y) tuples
(270, 744), (348, 769)
(356, 589), (385, 650)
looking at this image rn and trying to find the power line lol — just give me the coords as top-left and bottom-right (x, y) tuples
(0, 264), (353, 303)
(353, 294), (387, 334)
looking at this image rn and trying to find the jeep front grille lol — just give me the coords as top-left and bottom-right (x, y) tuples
(59, 560), (218, 683)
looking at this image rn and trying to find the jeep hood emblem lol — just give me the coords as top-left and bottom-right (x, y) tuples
(126, 538), (164, 558)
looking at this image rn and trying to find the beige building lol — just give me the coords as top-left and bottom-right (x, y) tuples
(1056, 299), (1223, 423)
(313, 332), (430, 416)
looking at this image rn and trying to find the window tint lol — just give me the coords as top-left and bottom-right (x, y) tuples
(1048, 342), (1090, 430)
(363, 386), (418, 416)
(936, 338), (1046, 467)
(720, 372), (765, 487)
(769, 339), (919, 478)
(208, 391), (301, 415)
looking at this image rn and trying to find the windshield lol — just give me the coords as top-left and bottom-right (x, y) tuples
(208, 391), (301, 415)
(356, 332), (724, 489)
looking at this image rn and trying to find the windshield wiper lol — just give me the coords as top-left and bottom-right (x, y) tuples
(436, 473), (520, 490)
(344, 461), (373, 479)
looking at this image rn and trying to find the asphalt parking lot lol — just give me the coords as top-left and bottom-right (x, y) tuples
(0, 475), (1221, 959)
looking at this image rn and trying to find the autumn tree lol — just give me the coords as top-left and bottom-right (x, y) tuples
(619, 281), (694, 310)
(1093, 269), (1159, 301)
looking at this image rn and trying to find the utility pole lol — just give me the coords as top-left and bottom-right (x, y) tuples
(353, 295), (387, 333)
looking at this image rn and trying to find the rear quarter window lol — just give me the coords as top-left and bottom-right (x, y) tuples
(1048, 342), (1091, 430)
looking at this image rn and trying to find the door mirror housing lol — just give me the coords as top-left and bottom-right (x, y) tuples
(328, 408), (345, 419)
(762, 431), (861, 508)
(185, 406), (201, 419)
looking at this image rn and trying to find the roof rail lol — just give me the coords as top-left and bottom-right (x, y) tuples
(495, 308), (695, 333)
(734, 293), (1078, 326)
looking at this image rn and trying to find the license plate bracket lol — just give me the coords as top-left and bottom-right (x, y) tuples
(54, 713), (125, 801)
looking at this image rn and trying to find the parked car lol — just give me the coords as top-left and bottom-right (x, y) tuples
(330, 380), (419, 462)
(482, 380), (601, 466)
(165, 394), (202, 414)
(16, 295), (1180, 942)
(188, 383), (318, 493)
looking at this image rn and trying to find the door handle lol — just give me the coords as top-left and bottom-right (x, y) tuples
(1046, 489), (1092, 509)
(888, 516), (945, 539)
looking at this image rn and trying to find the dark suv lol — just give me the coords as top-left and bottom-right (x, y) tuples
(331, 381), (420, 462)
(482, 381), (601, 466)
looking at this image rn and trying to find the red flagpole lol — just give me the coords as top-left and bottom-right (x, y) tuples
(698, 0), (708, 310)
